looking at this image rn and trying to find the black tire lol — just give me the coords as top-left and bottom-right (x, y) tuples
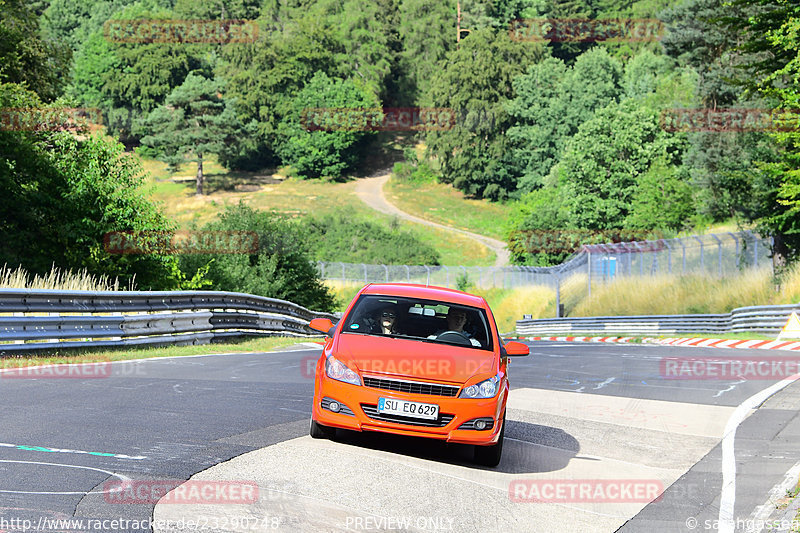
(310, 418), (335, 439)
(474, 415), (504, 467)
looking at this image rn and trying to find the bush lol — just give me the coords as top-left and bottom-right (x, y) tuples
(300, 213), (440, 265)
(180, 204), (336, 312)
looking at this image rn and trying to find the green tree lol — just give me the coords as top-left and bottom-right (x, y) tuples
(0, 83), (175, 289)
(322, 0), (396, 100)
(67, 30), (119, 110)
(276, 71), (379, 179)
(181, 203), (336, 312)
(506, 48), (622, 193)
(217, 8), (338, 168)
(558, 99), (683, 229)
(397, 0), (454, 104)
(722, 0), (800, 266)
(0, 0), (71, 102)
(425, 28), (542, 200)
(100, 1), (203, 142)
(136, 73), (253, 195)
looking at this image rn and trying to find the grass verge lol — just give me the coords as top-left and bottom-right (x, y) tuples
(385, 175), (513, 242)
(0, 336), (309, 368)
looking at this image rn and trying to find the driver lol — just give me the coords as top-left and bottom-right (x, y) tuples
(428, 307), (481, 347)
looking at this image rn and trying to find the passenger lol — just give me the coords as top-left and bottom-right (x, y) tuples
(376, 305), (401, 335)
(429, 307), (481, 347)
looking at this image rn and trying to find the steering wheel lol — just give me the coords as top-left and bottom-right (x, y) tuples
(435, 330), (472, 346)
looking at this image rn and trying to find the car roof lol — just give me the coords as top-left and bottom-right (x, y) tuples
(359, 283), (488, 308)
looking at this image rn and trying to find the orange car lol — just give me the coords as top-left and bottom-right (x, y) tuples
(308, 283), (529, 467)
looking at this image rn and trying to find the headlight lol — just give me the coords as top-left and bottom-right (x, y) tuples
(325, 355), (361, 386)
(459, 373), (501, 398)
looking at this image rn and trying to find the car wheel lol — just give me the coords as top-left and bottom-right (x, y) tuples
(473, 413), (504, 467)
(310, 417), (335, 439)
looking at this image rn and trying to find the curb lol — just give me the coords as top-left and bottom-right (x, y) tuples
(523, 336), (800, 352)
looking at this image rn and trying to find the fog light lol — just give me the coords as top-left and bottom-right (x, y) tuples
(475, 419), (487, 430)
(329, 401), (341, 413)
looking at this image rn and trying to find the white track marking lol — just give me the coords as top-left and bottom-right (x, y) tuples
(718, 373), (800, 533)
(0, 460), (130, 495)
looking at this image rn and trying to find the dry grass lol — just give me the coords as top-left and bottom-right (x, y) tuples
(323, 280), (366, 311)
(471, 285), (557, 333)
(385, 178), (513, 241)
(571, 268), (776, 316)
(0, 264), (132, 291)
(142, 155), (495, 266)
(778, 262), (800, 304)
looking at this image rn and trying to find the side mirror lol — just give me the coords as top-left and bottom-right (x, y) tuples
(309, 318), (335, 337)
(503, 341), (529, 356)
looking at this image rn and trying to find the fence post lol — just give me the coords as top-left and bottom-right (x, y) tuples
(633, 242), (644, 276)
(694, 236), (704, 272)
(728, 232), (740, 270)
(363, 263), (368, 283)
(424, 265), (430, 285)
(587, 249), (592, 296)
(555, 269), (562, 318)
(382, 264), (388, 282)
(405, 265), (410, 283)
(681, 239), (687, 273)
(663, 239), (672, 274)
(711, 234), (722, 277)
(341, 262), (346, 282)
(649, 241), (657, 275)
(754, 233), (759, 268)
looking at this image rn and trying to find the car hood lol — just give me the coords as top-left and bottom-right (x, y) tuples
(334, 333), (495, 384)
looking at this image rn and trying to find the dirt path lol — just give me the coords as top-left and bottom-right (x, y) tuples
(354, 172), (510, 267)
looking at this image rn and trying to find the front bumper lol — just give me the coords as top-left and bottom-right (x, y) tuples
(312, 374), (506, 445)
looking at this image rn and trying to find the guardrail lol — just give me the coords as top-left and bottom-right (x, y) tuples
(516, 304), (800, 336)
(0, 289), (337, 354)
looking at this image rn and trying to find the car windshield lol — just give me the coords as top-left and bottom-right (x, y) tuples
(341, 294), (493, 351)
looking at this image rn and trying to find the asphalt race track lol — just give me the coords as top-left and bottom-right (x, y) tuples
(1, 341), (800, 533)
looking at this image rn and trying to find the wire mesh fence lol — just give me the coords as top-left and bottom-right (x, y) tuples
(317, 231), (773, 291)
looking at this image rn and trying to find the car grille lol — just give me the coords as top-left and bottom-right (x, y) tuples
(362, 376), (460, 397)
(360, 404), (455, 427)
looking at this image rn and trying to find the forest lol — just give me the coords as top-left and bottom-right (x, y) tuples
(0, 0), (798, 309)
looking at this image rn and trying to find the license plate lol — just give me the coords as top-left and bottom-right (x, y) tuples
(378, 398), (439, 420)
